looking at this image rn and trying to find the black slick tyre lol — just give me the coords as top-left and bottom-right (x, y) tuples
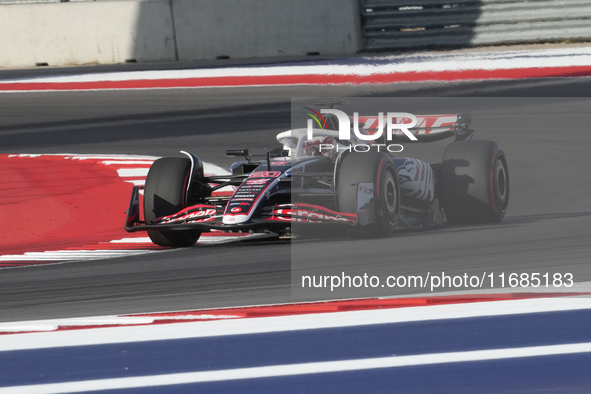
(439, 140), (509, 224)
(337, 151), (399, 235)
(143, 157), (201, 247)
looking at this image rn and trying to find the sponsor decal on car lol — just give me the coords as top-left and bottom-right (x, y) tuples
(249, 171), (281, 178)
(246, 179), (269, 185)
(223, 174), (282, 222)
(269, 204), (356, 223)
(155, 208), (217, 224)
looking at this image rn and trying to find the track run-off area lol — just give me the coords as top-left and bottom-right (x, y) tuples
(0, 153), (257, 266)
(1, 44), (591, 392)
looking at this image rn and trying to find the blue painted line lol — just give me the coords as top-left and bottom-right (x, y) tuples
(1, 309), (590, 388)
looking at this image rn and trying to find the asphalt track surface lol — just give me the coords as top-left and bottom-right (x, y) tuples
(1, 77), (591, 322)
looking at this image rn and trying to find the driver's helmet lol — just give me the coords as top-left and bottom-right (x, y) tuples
(303, 136), (337, 157)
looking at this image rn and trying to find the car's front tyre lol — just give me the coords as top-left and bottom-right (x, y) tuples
(143, 157), (201, 247)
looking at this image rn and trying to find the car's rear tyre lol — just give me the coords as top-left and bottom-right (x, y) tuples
(439, 140), (509, 224)
(144, 157), (201, 247)
(337, 151), (399, 235)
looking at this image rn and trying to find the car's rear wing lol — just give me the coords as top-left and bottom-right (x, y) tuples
(355, 113), (473, 143)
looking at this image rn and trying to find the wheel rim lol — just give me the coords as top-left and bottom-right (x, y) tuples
(381, 167), (399, 226)
(494, 156), (509, 211)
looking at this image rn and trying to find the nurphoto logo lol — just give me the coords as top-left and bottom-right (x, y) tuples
(304, 108), (419, 153)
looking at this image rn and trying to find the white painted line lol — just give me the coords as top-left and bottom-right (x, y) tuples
(198, 234), (263, 244)
(1, 297), (590, 351)
(6, 154), (158, 160)
(2, 341), (590, 393)
(0, 250), (153, 261)
(0, 314), (240, 333)
(0, 317), (156, 333)
(0, 234), (261, 264)
(0, 234), (262, 264)
(67, 154), (159, 160)
(108, 237), (153, 244)
(117, 168), (150, 178)
(101, 160), (154, 165)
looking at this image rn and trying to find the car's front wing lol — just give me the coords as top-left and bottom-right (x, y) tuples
(124, 186), (366, 234)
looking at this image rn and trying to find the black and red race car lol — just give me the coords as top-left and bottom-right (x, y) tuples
(125, 112), (509, 247)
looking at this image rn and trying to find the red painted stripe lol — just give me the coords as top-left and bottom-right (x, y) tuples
(127, 293), (591, 323)
(2, 66), (591, 92)
(1, 293), (587, 335)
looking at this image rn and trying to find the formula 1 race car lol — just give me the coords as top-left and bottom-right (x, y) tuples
(125, 112), (509, 247)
